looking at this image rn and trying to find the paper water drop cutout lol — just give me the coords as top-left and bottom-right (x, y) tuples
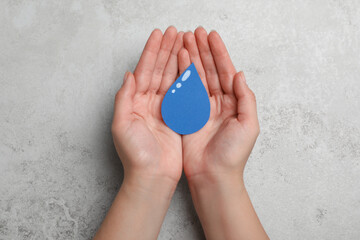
(161, 63), (210, 135)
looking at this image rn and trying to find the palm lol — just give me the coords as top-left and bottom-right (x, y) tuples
(127, 92), (182, 179)
(180, 28), (259, 179)
(112, 27), (184, 182)
(183, 94), (239, 175)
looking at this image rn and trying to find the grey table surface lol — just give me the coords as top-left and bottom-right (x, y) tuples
(1, 0), (360, 239)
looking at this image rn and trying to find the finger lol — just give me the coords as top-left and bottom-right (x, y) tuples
(134, 29), (163, 93)
(178, 48), (191, 74)
(194, 27), (222, 96)
(183, 32), (209, 93)
(233, 72), (258, 125)
(113, 72), (136, 129)
(158, 31), (184, 95)
(149, 26), (178, 92)
(208, 31), (236, 95)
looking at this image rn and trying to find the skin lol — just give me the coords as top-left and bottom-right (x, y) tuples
(94, 26), (184, 240)
(94, 26), (268, 240)
(181, 28), (268, 240)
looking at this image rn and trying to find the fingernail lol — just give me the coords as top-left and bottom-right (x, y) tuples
(240, 71), (247, 84)
(122, 71), (129, 86)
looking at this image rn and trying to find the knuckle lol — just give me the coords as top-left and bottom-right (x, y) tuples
(111, 121), (124, 135)
(255, 124), (260, 136)
(205, 68), (217, 78)
(114, 90), (121, 102)
(111, 123), (118, 136)
(247, 89), (256, 102)
(153, 65), (163, 76)
(219, 72), (233, 82)
(111, 123), (117, 134)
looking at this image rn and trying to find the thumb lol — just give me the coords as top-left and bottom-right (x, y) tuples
(112, 72), (136, 129)
(233, 72), (259, 126)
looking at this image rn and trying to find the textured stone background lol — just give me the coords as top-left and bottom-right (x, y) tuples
(1, 0), (360, 239)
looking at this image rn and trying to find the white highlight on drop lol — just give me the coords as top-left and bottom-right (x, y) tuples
(176, 83), (182, 88)
(182, 70), (191, 81)
(171, 89), (175, 93)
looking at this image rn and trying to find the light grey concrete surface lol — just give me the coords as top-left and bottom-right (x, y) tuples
(1, 0), (360, 239)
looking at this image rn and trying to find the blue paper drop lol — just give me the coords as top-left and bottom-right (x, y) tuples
(161, 63), (210, 135)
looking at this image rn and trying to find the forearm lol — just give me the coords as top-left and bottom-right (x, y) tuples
(188, 173), (268, 240)
(94, 173), (177, 240)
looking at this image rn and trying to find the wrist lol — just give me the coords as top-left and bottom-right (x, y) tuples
(187, 169), (245, 192)
(121, 171), (178, 202)
(95, 170), (178, 240)
(188, 173), (268, 240)
(187, 173), (248, 240)
(188, 172), (246, 216)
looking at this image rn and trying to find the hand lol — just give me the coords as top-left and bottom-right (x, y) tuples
(180, 27), (259, 184)
(95, 27), (185, 240)
(96, 27), (268, 240)
(112, 27), (184, 187)
(179, 27), (268, 240)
